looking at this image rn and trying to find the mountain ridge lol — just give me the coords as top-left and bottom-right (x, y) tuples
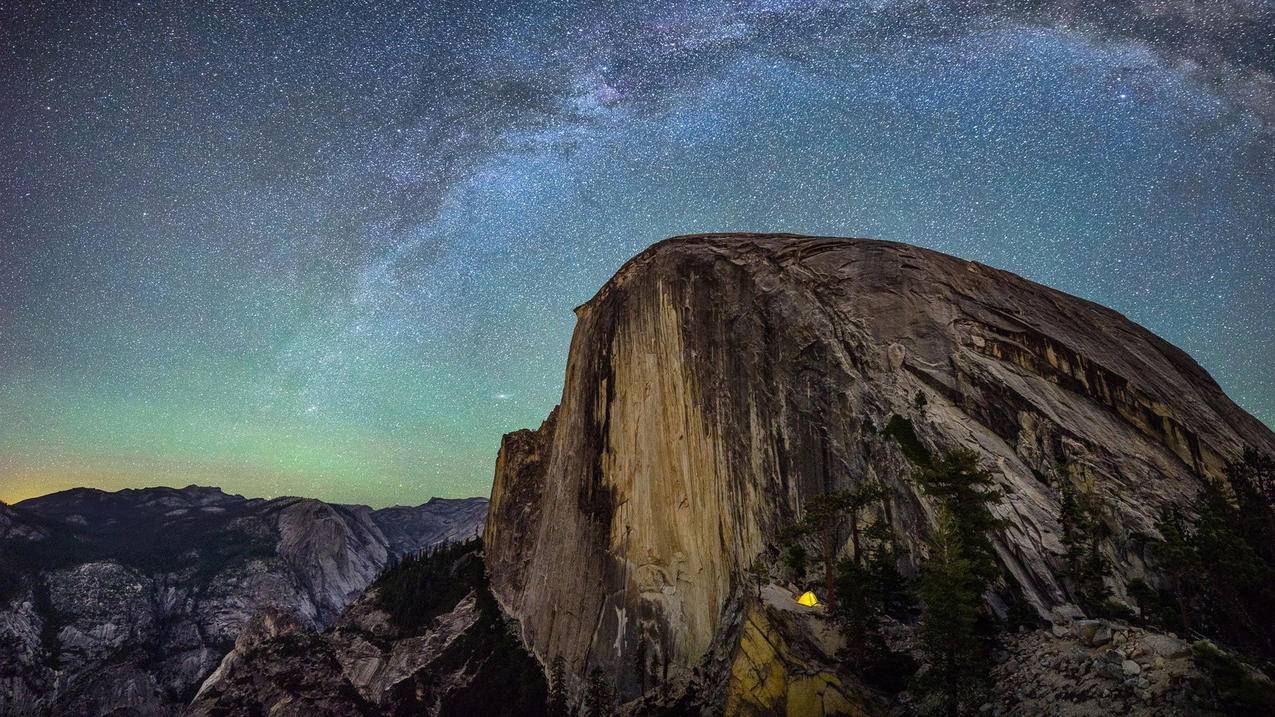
(11, 483), (487, 513)
(0, 484), (487, 716)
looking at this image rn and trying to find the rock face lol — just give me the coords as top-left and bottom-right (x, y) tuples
(0, 486), (487, 716)
(372, 497), (489, 558)
(186, 541), (548, 717)
(484, 234), (1275, 706)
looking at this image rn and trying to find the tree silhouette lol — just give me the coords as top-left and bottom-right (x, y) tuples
(914, 449), (1005, 584)
(783, 482), (894, 611)
(914, 508), (988, 716)
(783, 489), (853, 611)
(582, 667), (614, 717)
(547, 655), (570, 717)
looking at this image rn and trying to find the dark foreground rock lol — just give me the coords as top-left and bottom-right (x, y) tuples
(186, 540), (547, 716)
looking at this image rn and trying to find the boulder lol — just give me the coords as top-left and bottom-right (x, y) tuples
(1141, 634), (1190, 659)
(1073, 620), (1114, 647)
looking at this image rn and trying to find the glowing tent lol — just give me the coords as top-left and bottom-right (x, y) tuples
(795, 591), (819, 607)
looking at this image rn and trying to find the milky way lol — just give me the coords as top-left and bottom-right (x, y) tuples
(1, 1), (1272, 506)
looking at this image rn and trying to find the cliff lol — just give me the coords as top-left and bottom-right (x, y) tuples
(483, 234), (1275, 707)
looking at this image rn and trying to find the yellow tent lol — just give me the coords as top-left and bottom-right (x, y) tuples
(795, 591), (819, 607)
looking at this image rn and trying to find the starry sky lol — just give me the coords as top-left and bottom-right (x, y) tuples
(1, 0), (1272, 507)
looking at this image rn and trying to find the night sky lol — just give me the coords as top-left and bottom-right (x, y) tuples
(1, 1), (1272, 507)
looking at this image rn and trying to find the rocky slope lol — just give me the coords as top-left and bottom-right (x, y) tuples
(186, 540), (547, 716)
(484, 233), (1275, 710)
(0, 486), (486, 716)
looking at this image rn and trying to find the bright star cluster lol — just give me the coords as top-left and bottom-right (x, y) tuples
(1, 1), (1272, 506)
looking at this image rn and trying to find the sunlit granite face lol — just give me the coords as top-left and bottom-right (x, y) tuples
(485, 234), (1275, 705)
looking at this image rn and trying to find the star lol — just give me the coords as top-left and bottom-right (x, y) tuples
(0, 0), (1270, 506)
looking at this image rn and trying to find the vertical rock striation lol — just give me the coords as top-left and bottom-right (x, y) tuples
(484, 234), (1275, 704)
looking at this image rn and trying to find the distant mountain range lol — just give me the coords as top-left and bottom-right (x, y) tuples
(0, 485), (486, 716)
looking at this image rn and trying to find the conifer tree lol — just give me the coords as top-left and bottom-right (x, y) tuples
(834, 555), (879, 667)
(1057, 471), (1111, 611)
(783, 543), (808, 583)
(833, 503), (908, 663)
(910, 449), (1005, 714)
(1190, 479), (1271, 653)
(914, 449), (1005, 584)
(1151, 506), (1199, 632)
(1147, 470), (1275, 660)
(783, 489), (854, 610)
(831, 497), (917, 692)
(582, 667), (614, 717)
(915, 508), (987, 716)
(865, 517), (914, 620)
(1227, 448), (1275, 564)
(547, 655), (569, 717)
(783, 482), (894, 611)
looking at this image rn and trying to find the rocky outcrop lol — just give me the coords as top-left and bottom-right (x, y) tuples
(371, 497), (488, 558)
(187, 541), (547, 717)
(186, 592), (485, 716)
(484, 234), (1275, 709)
(0, 486), (486, 716)
(184, 607), (372, 717)
(721, 587), (875, 717)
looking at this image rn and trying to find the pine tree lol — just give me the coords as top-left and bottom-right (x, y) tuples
(910, 450), (1005, 715)
(547, 655), (569, 717)
(1147, 473), (1275, 660)
(1224, 448), (1275, 656)
(1057, 472), (1111, 612)
(833, 504), (902, 663)
(834, 556), (879, 667)
(831, 503), (916, 692)
(1151, 506), (1198, 632)
(1190, 479), (1271, 654)
(782, 543), (808, 583)
(914, 449), (1005, 585)
(783, 482), (895, 611)
(865, 518), (914, 620)
(914, 508), (987, 716)
(1227, 448), (1275, 564)
(1058, 477), (1084, 575)
(783, 489), (854, 611)
(582, 667), (614, 717)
